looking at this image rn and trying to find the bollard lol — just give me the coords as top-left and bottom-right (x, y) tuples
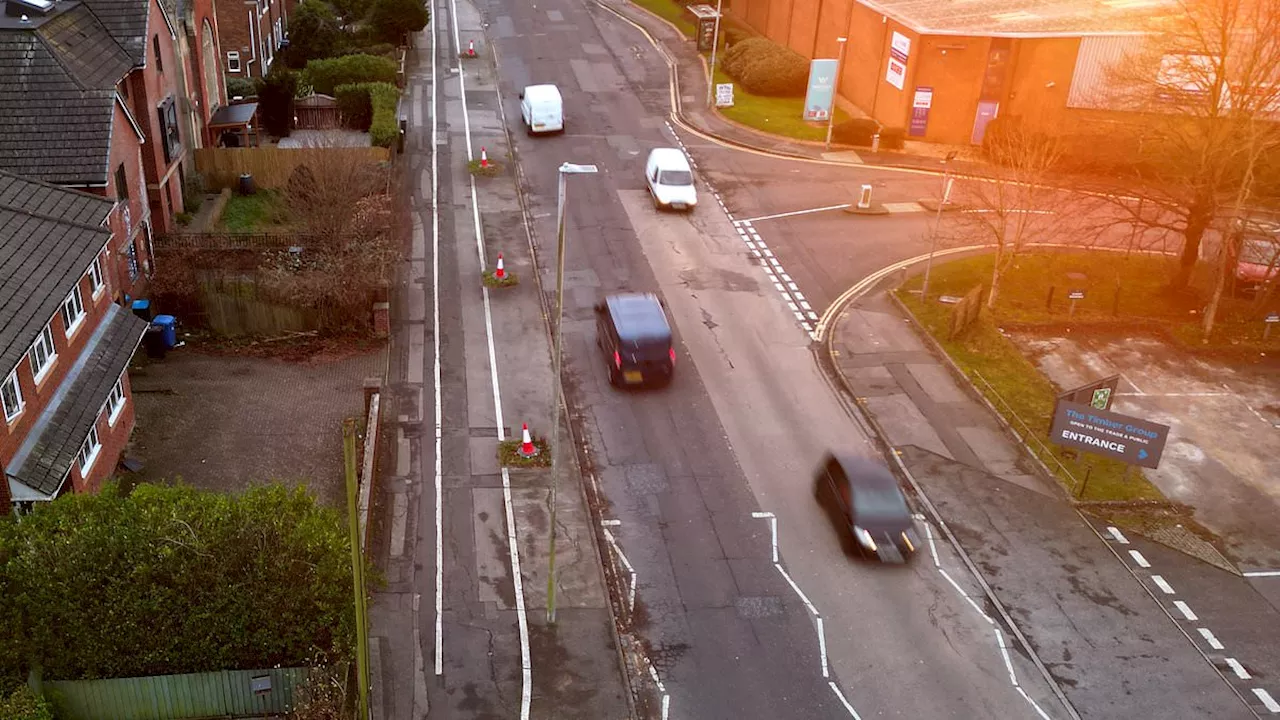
(871, 133), (881, 153)
(857, 184), (873, 209)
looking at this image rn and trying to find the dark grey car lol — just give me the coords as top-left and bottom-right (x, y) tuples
(594, 293), (675, 388)
(814, 452), (919, 563)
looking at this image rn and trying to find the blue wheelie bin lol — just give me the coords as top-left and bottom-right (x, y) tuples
(152, 315), (177, 348)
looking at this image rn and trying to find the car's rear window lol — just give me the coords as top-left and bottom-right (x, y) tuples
(625, 338), (670, 360)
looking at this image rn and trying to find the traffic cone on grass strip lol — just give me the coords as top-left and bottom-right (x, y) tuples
(465, 40), (477, 57)
(495, 253), (506, 280)
(517, 423), (538, 458)
(480, 147), (490, 169)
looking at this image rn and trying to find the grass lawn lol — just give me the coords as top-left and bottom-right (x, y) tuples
(217, 190), (291, 232)
(713, 69), (852, 143)
(630, 0), (695, 35)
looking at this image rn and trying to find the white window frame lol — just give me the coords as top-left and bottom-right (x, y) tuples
(87, 255), (106, 297)
(28, 324), (57, 382)
(61, 285), (86, 337)
(106, 378), (126, 426)
(227, 51), (241, 73)
(77, 424), (102, 476)
(2, 369), (23, 423)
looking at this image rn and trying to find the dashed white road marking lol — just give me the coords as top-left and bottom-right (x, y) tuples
(996, 628), (1017, 685)
(1243, 570), (1280, 577)
(1107, 526), (1130, 544)
(938, 567), (994, 624)
(1198, 628), (1225, 650)
(1173, 600), (1198, 621)
(925, 522), (941, 568)
(829, 681), (863, 719)
(1150, 575), (1175, 595)
(1128, 549), (1150, 568)
(817, 616), (830, 678)
(602, 527), (638, 614)
(1254, 688), (1280, 712)
(752, 511), (779, 562)
(1225, 658), (1251, 679)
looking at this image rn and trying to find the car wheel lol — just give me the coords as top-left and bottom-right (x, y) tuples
(652, 194), (662, 210)
(606, 363), (620, 387)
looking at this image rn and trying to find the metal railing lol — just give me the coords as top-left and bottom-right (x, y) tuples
(971, 369), (1084, 496)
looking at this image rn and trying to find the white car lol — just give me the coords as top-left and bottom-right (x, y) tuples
(519, 84), (564, 135)
(645, 148), (697, 211)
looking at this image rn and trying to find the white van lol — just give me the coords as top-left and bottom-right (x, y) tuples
(519, 84), (564, 135)
(645, 148), (697, 211)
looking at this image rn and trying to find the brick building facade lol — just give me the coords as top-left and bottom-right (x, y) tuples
(217, 0), (290, 80)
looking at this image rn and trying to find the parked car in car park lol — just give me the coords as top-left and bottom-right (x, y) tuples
(519, 84), (564, 135)
(645, 148), (698, 211)
(595, 293), (675, 388)
(814, 452), (919, 563)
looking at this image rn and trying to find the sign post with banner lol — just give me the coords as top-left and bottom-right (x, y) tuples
(715, 83), (735, 107)
(885, 32), (911, 90)
(1059, 375), (1121, 411)
(908, 86), (932, 137)
(803, 59), (840, 121)
(1049, 401), (1171, 469)
(686, 4), (721, 53)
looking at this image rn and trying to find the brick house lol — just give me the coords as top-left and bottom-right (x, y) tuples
(1, 172), (150, 512)
(165, 0), (228, 148)
(217, 0), (290, 80)
(0, 0), (190, 253)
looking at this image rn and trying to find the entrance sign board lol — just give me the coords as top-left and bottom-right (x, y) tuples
(1049, 401), (1170, 468)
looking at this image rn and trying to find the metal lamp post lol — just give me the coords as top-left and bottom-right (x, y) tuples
(920, 150), (958, 302)
(705, 0), (725, 107)
(823, 37), (849, 151)
(547, 161), (598, 625)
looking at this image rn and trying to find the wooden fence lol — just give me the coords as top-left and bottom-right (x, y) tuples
(194, 146), (391, 190)
(44, 666), (316, 720)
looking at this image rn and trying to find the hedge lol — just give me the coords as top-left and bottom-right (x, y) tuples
(832, 118), (881, 146)
(334, 81), (400, 148)
(303, 53), (397, 95)
(720, 37), (808, 97)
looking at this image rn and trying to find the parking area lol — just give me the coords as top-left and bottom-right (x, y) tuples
(1015, 332), (1280, 570)
(126, 347), (386, 507)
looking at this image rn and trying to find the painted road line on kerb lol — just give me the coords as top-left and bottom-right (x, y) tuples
(446, 0), (531, 716)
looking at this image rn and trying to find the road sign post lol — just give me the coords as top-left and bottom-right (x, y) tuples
(1068, 289), (1085, 319)
(1265, 312), (1279, 340)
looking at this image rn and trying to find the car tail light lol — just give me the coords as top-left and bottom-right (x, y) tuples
(613, 350), (621, 368)
(669, 348), (676, 365)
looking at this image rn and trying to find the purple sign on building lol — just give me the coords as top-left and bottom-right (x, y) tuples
(909, 87), (933, 137)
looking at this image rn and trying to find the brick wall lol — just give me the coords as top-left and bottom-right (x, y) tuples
(216, 0), (252, 80)
(104, 103), (152, 301)
(70, 375), (137, 495)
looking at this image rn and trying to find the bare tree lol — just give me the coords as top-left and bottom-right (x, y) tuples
(948, 116), (1083, 309)
(284, 131), (388, 249)
(1102, 0), (1280, 291)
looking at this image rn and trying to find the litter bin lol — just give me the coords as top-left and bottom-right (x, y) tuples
(143, 326), (167, 359)
(238, 172), (256, 196)
(131, 299), (153, 321)
(152, 315), (177, 348)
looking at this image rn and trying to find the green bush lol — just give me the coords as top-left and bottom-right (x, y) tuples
(879, 126), (906, 150)
(0, 483), (357, 681)
(352, 42), (398, 58)
(335, 83), (373, 129)
(721, 37), (808, 96)
(304, 53), (398, 95)
(256, 67), (298, 137)
(0, 686), (53, 720)
(720, 36), (773, 77)
(368, 83), (400, 148)
(282, 0), (346, 68)
(225, 76), (255, 99)
(368, 0), (429, 44)
(832, 118), (881, 146)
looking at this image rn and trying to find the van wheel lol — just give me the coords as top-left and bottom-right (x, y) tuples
(652, 194), (662, 210)
(607, 364), (620, 387)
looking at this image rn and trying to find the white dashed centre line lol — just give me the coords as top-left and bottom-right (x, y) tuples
(1198, 628), (1225, 650)
(1254, 688), (1280, 713)
(1225, 658), (1251, 679)
(1150, 575), (1175, 595)
(1108, 526), (1130, 544)
(1128, 549), (1151, 568)
(1173, 600), (1198, 621)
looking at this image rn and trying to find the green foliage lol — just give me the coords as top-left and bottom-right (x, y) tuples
(334, 82), (399, 147)
(879, 126), (906, 150)
(330, 0), (372, 23)
(832, 118), (881, 146)
(335, 83), (374, 129)
(0, 483), (357, 681)
(0, 686), (54, 720)
(367, 0), (429, 44)
(283, 0), (347, 69)
(303, 53), (397, 96)
(719, 37), (773, 77)
(733, 45), (809, 97)
(256, 67), (299, 137)
(225, 76), (256, 99)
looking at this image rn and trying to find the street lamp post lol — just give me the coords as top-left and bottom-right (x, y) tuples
(705, 0), (725, 108)
(920, 150), (959, 302)
(547, 161), (598, 625)
(824, 37), (849, 151)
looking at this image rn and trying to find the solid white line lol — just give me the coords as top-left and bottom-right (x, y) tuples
(1173, 600), (1198, 621)
(500, 468), (533, 717)
(1243, 570), (1280, 577)
(429, 12), (445, 679)
(996, 628), (1017, 686)
(1108, 526), (1130, 544)
(1198, 628), (1225, 650)
(1225, 658), (1251, 679)
(938, 568), (993, 624)
(601, 518), (621, 526)
(645, 656), (665, 692)
(925, 522), (940, 567)
(602, 528), (638, 614)
(1151, 575), (1175, 595)
(775, 563), (819, 616)
(661, 694), (671, 719)
(740, 203), (852, 223)
(448, 0), (471, 160)
(1017, 686), (1055, 720)
(1254, 688), (1280, 712)
(817, 616), (829, 678)
(750, 511), (776, 517)
(1129, 550), (1150, 568)
(829, 681), (863, 719)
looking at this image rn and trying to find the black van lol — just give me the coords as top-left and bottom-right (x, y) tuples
(594, 293), (675, 388)
(814, 452), (918, 563)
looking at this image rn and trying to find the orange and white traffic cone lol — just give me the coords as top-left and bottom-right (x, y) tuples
(465, 40), (477, 57)
(517, 423), (538, 458)
(480, 147), (490, 169)
(495, 253), (506, 280)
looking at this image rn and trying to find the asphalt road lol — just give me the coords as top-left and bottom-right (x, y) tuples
(474, 0), (1068, 717)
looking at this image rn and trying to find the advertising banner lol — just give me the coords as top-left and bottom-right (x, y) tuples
(885, 32), (911, 90)
(908, 86), (932, 137)
(1049, 401), (1171, 468)
(803, 59), (840, 121)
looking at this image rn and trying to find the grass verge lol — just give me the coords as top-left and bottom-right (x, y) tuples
(468, 159), (503, 177)
(630, 0), (695, 35)
(482, 269), (518, 288)
(712, 69), (852, 143)
(498, 438), (551, 468)
(218, 190), (290, 232)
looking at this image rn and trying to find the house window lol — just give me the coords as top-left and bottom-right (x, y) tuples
(77, 425), (102, 475)
(106, 378), (126, 425)
(157, 97), (182, 163)
(153, 35), (163, 72)
(60, 285), (86, 336)
(227, 51), (241, 73)
(115, 163), (129, 202)
(87, 256), (105, 296)
(125, 241), (140, 281)
(1, 370), (22, 422)
(28, 324), (56, 381)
